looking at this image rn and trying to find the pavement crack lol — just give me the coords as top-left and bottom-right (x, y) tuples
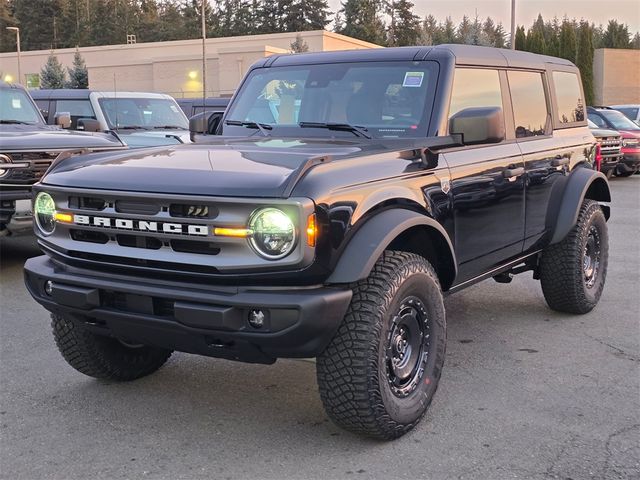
(585, 334), (640, 363)
(601, 423), (640, 478)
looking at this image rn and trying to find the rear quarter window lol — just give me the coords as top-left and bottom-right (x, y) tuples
(552, 71), (585, 125)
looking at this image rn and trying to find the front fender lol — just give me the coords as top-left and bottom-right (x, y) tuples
(549, 168), (611, 245)
(326, 208), (457, 287)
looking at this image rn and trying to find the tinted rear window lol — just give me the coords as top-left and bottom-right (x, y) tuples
(508, 71), (549, 138)
(449, 68), (503, 119)
(552, 71), (585, 124)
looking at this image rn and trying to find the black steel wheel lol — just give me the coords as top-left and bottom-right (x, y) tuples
(317, 251), (446, 440)
(540, 199), (608, 314)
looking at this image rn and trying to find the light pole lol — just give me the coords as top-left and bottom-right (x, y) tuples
(510, 0), (516, 50)
(201, 0), (207, 98)
(6, 27), (21, 84)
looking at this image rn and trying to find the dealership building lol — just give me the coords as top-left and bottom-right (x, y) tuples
(0, 30), (379, 98)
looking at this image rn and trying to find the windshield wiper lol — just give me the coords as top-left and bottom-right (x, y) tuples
(224, 119), (272, 137)
(0, 120), (33, 125)
(114, 125), (149, 130)
(152, 125), (187, 130)
(299, 122), (372, 139)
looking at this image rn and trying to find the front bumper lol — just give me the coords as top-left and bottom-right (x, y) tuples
(619, 151), (640, 173)
(24, 256), (352, 364)
(0, 189), (32, 235)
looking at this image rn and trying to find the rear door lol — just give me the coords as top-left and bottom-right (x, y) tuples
(442, 68), (525, 283)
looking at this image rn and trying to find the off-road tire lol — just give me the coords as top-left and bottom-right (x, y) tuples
(540, 200), (608, 314)
(316, 251), (446, 440)
(52, 314), (172, 381)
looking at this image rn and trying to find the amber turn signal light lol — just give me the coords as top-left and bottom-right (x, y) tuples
(306, 213), (317, 247)
(54, 212), (73, 223)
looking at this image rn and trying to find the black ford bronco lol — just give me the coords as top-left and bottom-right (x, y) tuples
(0, 81), (126, 236)
(24, 46), (611, 440)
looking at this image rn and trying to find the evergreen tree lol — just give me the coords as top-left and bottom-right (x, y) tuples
(576, 21), (594, 106)
(558, 19), (577, 62)
(441, 17), (456, 43)
(514, 25), (526, 50)
(40, 53), (67, 88)
(386, 0), (420, 47)
(66, 49), (88, 88)
(601, 20), (631, 48)
(13, 0), (65, 50)
(456, 15), (472, 44)
(632, 32), (640, 49)
(0, 0), (18, 54)
(336, 0), (386, 45)
(526, 15), (546, 54)
(419, 14), (443, 46)
(255, 0), (281, 33)
(290, 33), (309, 52)
(157, 0), (188, 41)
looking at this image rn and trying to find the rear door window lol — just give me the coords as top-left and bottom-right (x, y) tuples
(552, 71), (585, 124)
(508, 71), (549, 138)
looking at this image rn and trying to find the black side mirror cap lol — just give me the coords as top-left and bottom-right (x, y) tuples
(449, 107), (505, 145)
(77, 118), (101, 132)
(189, 111), (224, 141)
(54, 112), (72, 129)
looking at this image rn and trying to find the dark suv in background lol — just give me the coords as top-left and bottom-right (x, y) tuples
(0, 81), (126, 236)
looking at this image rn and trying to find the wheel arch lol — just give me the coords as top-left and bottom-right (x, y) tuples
(549, 168), (611, 245)
(326, 208), (457, 291)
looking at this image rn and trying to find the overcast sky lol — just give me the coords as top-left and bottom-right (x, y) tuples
(327, 0), (640, 34)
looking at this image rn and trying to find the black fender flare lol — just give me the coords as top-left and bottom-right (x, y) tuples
(549, 168), (611, 245)
(326, 208), (457, 287)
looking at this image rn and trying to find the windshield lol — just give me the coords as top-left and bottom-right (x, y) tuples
(614, 107), (639, 121)
(0, 88), (44, 124)
(599, 110), (640, 131)
(224, 61), (438, 139)
(98, 97), (188, 130)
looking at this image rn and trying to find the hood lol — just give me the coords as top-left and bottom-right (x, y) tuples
(589, 127), (620, 139)
(617, 130), (640, 139)
(41, 137), (427, 198)
(0, 124), (126, 151)
(115, 129), (191, 148)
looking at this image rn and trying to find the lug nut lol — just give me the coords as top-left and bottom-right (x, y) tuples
(248, 309), (265, 329)
(44, 281), (53, 296)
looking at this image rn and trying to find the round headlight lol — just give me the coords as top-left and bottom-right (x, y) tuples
(249, 208), (296, 260)
(34, 192), (56, 234)
(0, 154), (11, 178)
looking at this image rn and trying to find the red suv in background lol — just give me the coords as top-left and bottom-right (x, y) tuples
(587, 107), (640, 177)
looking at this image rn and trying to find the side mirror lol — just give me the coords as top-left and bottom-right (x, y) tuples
(189, 111), (224, 141)
(449, 107), (504, 145)
(77, 118), (101, 132)
(54, 112), (72, 129)
(189, 112), (209, 142)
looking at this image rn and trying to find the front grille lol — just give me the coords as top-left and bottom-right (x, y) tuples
(596, 136), (623, 158)
(1, 152), (57, 185)
(40, 187), (311, 277)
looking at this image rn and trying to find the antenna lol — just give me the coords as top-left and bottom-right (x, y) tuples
(113, 73), (118, 129)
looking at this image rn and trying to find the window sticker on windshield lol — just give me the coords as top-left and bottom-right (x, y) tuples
(403, 72), (424, 87)
(12, 99), (21, 109)
(143, 110), (152, 115)
(170, 105), (179, 113)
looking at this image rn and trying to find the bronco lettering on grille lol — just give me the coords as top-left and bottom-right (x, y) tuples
(73, 214), (208, 236)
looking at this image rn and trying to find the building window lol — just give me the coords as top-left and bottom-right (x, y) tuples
(25, 74), (40, 89)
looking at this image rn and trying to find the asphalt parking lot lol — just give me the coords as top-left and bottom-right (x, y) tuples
(1, 177), (638, 480)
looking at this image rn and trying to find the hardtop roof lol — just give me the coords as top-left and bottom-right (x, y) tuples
(263, 44), (576, 70)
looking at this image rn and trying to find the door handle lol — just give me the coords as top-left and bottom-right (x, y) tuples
(503, 167), (525, 178)
(552, 157), (569, 167)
